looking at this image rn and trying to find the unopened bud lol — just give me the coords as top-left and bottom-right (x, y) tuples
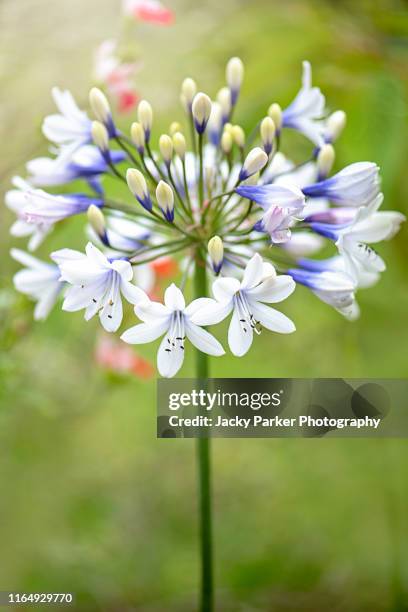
(325, 110), (346, 142)
(137, 100), (153, 142)
(192, 92), (212, 134)
(226, 57), (244, 104)
(317, 144), (335, 180)
(91, 121), (109, 152)
(232, 125), (245, 149)
(207, 102), (223, 145)
(221, 130), (233, 154)
(268, 103), (282, 132)
(208, 236), (224, 275)
(89, 87), (111, 125)
(87, 204), (107, 244)
(223, 122), (233, 134)
(260, 117), (276, 155)
(169, 121), (182, 136)
(126, 168), (152, 211)
(217, 87), (231, 121)
(131, 122), (145, 153)
(239, 147), (268, 181)
(181, 78), (197, 112)
(156, 180), (174, 222)
(159, 134), (173, 165)
(173, 132), (186, 160)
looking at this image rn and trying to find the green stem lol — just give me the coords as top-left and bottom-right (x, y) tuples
(194, 255), (213, 612)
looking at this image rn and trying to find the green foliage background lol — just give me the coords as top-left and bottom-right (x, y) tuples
(0, 0), (407, 610)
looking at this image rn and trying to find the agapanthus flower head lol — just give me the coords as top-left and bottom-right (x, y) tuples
(7, 57), (404, 377)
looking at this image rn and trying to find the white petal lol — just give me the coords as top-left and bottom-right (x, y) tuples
(99, 276), (123, 332)
(190, 299), (233, 326)
(164, 283), (185, 311)
(121, 319), (169, 344)
(85, 242), (110, 269)
(120, 279), (147, 305)
(157, 333), (185, 378)
(249, 301), (296, 334)
(240, 253), (264, 290)
(185, 320), (225, 356)
(245, 276), (296, 303)
(228, 307), (253, 357)
(184, 297), (217, 318)
(134, 299), (171, 323)
(212, 277), (240, 302)
(33, 286), (61, 320)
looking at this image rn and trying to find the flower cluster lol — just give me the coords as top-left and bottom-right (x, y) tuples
(7, 58), (405, 376)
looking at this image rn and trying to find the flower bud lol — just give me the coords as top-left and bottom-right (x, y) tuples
(89, 87), (112, 125)
(239, 147), (268, 181)
(156, 180), (174, 222)
(268, 103), (282, 132)
(226, 57), (244, 104)
(232, 125), (245, 149)
(325, 110), (346, 142)
(192, 92), (212, 134)
(91, 121), (109, 152)
(159, 134), (173, 165)
(87, 204), (107, 241)
(208, 236), (224, 275)
(89, 87), (111, 125)
(137, 100), (153, 142)
(130, 122), (145, 153)
(126, 168), (152, 211)
(217, 87), (231, 121)
(181, 77), (197, 112)
(221, 130), (233, 154)
(223, 122), (233, 134)
(169, 121), (182, 136)
(207, 102), (223, 145)
(260, 116), (275, 155)
(173, 132), (186, 160)
(317, 144), (335, 180)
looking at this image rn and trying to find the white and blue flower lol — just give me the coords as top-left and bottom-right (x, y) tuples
(236, 184), (305, 243)
(42, 88), (93, 162)
(11, 249), (63, 320)
(192, 254), (296, 357)
(302, 162), (380, 207)
(26, 145), (125, 190)
(121, 284), (225, 377)
(52, 243), (145, 332)
(288, 266), (358, 320)
(282, 61), (326, 146)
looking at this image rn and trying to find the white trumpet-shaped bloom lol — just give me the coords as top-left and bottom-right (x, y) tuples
(42, 88), (92, 162)
(121, 284), (225, 377)
(236, 184), (306, 243)
(11, 249), (63, 320)
(192, 254), (296, 357)
(303, 162), (380, 207)
(52, 243), (145, 332)
(5, 177), (53, 251)
(282, 61), (326, 145)
(336, 195), (405, 282)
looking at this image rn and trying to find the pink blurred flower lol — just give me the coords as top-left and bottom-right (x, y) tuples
(94, 40), (141, 114)
(95, 334), (154, 379)
(122, 0), (174, 25)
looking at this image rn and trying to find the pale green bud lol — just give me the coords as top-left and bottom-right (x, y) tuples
(89, 87), (111, 124)
(268, 103), (282, 131)
(91, 121), (109, 151)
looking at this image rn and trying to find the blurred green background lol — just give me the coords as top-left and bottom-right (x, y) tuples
(1, 0), (408, 610)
